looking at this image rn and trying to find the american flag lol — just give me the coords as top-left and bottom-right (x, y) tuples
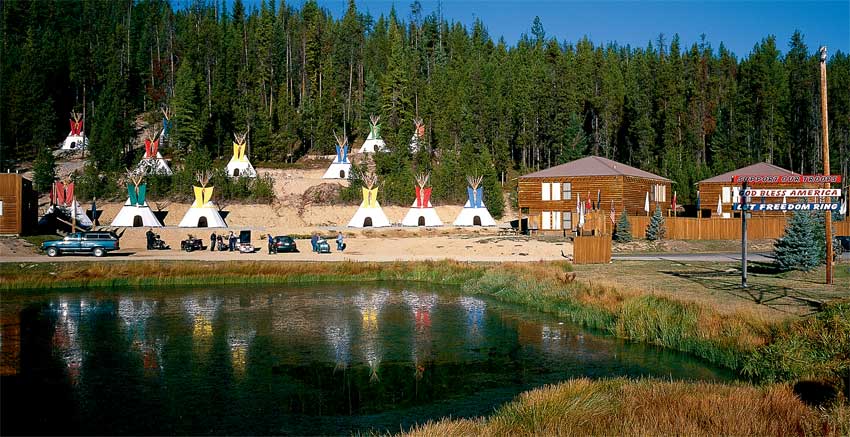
(610, 200), (615, 224)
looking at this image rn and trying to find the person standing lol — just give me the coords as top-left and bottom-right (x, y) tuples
(210, 232), (217, 252)
(229, 231), (236, 252)
(336, 232), (345, 251)
(311, 233), (318, 253)
(145, 228), (154, 250)
(268, 234), (274, 254)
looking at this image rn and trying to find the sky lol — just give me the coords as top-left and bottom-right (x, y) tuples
(220, 0), (850, 58)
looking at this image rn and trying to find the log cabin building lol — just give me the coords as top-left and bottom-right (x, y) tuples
(518, 156), (671, 234)
(0, 173), (38, 235)
(697, 162), (812, 218)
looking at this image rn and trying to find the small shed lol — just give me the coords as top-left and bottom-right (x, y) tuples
(0, 173), (38, 235)
(697, 162), (804, 218)
(518, 156), (671, 234)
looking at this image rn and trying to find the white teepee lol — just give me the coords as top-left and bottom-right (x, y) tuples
(323, 131), (352, 179)
(61, 111), (88, 150)
(226, 132), (257, 178)
(136, 129), (173, 175)
(359, 115), (387, 153)
(111, 171), (163, 227)
(348, 173), (391, 227)
(402, 172), (443, 226)
(178, 171), (227, 227)
(409, 118), (425, 153)
(453, 175), (496, 226)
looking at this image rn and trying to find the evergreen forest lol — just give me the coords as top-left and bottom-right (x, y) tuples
(2, 0), (849, 210)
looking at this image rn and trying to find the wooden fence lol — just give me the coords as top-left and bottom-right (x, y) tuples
(584, 214), (850, 240)
(573, 236), (612, 264)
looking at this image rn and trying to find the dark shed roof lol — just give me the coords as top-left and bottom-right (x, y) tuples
(698, 162), (797, 184)
(519, 156), (670, 181)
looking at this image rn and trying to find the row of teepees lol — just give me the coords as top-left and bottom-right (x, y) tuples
(323, 116), (426, 180)
(348, 172), (495, 228)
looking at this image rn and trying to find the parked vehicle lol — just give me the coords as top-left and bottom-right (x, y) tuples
(835, 236), (850, 254)
(151, 233), (170, 250)
(238, 230), (255, 253)
(181, 235), (205, 252)
(316, 237), (331, 254)
(271, 236), (298, 253)
(42, 232), (120, 257)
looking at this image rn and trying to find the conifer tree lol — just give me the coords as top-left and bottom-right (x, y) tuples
(645, 204), (666, 241)
(774, 210), (822, 271)
(32, 146), (56, 192)
(614, 211), (632, 242)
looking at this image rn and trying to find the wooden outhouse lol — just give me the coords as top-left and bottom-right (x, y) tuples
(0, 174), (38, 235)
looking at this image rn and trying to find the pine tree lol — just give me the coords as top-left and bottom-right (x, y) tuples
(32, 146), (56, 192)
(774, 210), (822, 271)
(614, 211), (632, 242)
(645, 204), (666, 240)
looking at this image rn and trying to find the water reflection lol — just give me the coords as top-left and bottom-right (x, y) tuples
(1, 284), (736, 436)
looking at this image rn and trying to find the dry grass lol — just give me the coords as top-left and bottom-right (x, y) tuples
(405, 378), (848, 437)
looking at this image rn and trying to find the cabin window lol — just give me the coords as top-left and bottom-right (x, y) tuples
(722, 187), (731, 203)
(562, 211), (572, 230)
(552, 183), (561, 201)
(653, 184), (666, 202)
(0, 200), (3, 216)
(541, 211), (551, 230)
(551, 211), (561, 230)
(562, 183), (572, 200)
(542, 183), (551, 201)
(732, 187), (741, 205)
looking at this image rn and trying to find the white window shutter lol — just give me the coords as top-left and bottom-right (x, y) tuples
(552, 183), (561, 201)
(542, 183), (550, 201)
(542, 211), (551, 230)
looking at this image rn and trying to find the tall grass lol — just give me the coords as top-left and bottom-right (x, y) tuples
(405, 378), (849, 437)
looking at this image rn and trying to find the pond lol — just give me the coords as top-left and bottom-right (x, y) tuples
(0, 283), (735, 435)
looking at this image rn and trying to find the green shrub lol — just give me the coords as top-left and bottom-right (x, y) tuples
(645, 204), (666, 241)
(614, 211), (632, 242)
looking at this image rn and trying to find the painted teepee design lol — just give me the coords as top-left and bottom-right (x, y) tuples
(226, 132), (257, 178)
(453, 175), (496, 226)
(402, 172), (443, 226)
(359, 114), (387, 153)
(47, 175), (92, 228)
(178, 170), (227, 227)
(322, 130), (352, 179)
(347, 172), (391, 227)
(137, 128), (173, 175)
(409, 117), (425, 153)
(111, 170), (163, 227)
(61, 111), (88, 150)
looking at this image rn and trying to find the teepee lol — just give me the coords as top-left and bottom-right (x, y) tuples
(409, 118), (425, 153)
(45, 176), (93, 228)
(226, 132), (257, 178)
(402, 172), (443, 226)
(160, 107), (172, 140)
(348, 172), (391, 227)
(359, 115), (387, 153)
(61, 111), (88, 150)
(323, 131), (352, 179)
(453, 175), (496, 226)
(178, 170), (227, 227)
(136, 128), (173, 175)
(111, 170), (163, 227)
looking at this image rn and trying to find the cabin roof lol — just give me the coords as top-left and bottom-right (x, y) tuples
(699, 162), (797, 184)
(519, 156), (670, 181)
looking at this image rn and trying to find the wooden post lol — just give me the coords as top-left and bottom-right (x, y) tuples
(820, 46), (833, 285)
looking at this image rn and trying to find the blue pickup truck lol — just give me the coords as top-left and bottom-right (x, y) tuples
(42, 232), (120, 257)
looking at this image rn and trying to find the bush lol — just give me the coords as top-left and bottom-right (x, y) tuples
(73, 165), (121, 201)
(774, 210), (824, 271)
(645, 204), (666, 241)
(614, 211), (632, 242)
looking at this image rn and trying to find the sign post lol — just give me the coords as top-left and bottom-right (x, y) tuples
(819, 46), (833, 285)
(741, 181), (748, 288)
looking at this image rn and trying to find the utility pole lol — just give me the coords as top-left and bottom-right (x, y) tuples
(819, 46), (833, 285)
(741, 181), (748, 288)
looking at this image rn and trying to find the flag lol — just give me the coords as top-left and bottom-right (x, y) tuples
(671, 191), (677, 211)
(644, 192), (650, 213)
(717, 194), (722, 216)
(586, 192), (592, 211)
(579, 202), (585, 228)
(596, 190), (601, 211)
(696, 190), (700, 211)
(576, 192), (581, 214)
(610, 200), (615, 224)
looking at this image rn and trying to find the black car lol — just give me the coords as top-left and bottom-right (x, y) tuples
(272, 236), (298, 253)
(835, 236), (850, 254)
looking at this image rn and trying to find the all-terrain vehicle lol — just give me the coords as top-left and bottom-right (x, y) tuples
(238, 230), (255, 253)
(181, 235), (205, 252)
